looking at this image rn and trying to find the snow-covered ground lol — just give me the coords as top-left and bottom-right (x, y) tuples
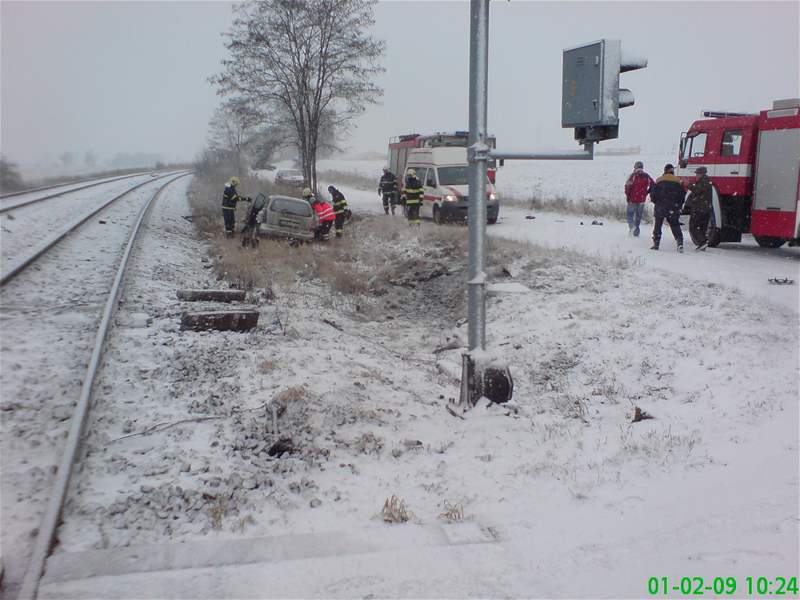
(29, 164), (799, 598)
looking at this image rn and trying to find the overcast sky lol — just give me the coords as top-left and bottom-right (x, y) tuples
(2, 1), (798, 166)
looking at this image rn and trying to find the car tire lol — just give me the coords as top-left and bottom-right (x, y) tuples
(754, 235), (786, 248)
(433, 206), (442, 225)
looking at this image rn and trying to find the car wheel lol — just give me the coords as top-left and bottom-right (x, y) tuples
(754, 235), (786, 248)
(433, 206), (442, 225)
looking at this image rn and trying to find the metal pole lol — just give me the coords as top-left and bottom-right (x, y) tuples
(467, 0), (489, 352)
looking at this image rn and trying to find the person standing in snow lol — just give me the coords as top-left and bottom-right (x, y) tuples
(623, 161), (654, 237)
(403, 169), (424, 226)
(378, 167), (398, 215)
(649, 164), (685, 253)
(328, 185), (348, 238)
(222, 176), (247, 238)
(684, 166), (713, 251)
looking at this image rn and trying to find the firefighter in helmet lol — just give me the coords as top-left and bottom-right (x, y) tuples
(328, 185), (349, 238)
(403, 169), (424, 226)
(222, 176), (248, 238)
(378, 166), (398, 215)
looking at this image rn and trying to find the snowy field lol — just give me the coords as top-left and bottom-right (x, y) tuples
(316, 153), (675, 202)
(28, 164), (800, 598)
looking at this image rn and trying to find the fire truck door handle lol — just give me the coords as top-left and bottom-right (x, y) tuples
(730, 170), (739, 174)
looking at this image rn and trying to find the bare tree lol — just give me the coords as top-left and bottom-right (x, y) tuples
(84, 150), (97, 168)
(212, 0), (384, 190)
(0, 155), (25, 192)
(59, 151), (74, 168)
(208, 98), (262, 173)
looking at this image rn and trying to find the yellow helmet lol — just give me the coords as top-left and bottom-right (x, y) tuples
(407, 169), (416, 177)
(302, 187), (312, 198)
(230, 176), (240, 187)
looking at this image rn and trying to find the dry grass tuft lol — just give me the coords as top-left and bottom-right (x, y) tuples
(209, 496), (229, 530)
(275, 386), (309, 403)
(382, 495), (412, 523)
(260, 359), (278, 374)
(438, 500), (464, 523)
(354, 432), (383, 455)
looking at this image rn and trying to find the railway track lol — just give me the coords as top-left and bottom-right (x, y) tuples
(0, 172), (192, 600)
(0, 171), (155, 214)
(0, 171), (189, 286)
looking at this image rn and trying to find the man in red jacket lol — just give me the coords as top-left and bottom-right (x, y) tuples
(624, 161), (654, 237)
(305, 187), (335, 241)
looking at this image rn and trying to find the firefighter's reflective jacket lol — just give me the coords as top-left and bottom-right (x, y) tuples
(330, 187), (348, 214)
(379, 171), (398, 194)
(403, 176), (424, 205)
(222, 183), (242, 211)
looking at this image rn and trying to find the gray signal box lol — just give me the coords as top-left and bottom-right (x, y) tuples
(562, 40), (608, 127)
(562, 39), (644, 144)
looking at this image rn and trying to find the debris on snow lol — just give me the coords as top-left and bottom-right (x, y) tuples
(631, 406), (654, 423)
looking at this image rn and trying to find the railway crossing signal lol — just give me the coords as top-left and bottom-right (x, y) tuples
(562, 39), (648, 144)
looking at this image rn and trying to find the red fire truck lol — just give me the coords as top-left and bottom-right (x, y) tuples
(388, 131), (499, 183)
(677, 98), (800, 248)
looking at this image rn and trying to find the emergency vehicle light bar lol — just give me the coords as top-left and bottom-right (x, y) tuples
(702, 110), (756, 118)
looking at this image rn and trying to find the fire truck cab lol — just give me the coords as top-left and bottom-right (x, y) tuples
(677, 98), (800, 248)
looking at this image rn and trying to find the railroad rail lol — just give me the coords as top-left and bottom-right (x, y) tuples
(0, 170), (190, 286)
(15, 171), (193, 600)
(0, 171), (155, 214)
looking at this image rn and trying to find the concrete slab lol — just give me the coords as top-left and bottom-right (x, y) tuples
(38, 523), (499, 599)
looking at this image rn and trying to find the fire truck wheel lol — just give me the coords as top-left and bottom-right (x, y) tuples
(754, 235), (787, 248)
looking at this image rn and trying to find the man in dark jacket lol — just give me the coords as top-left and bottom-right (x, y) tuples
(624, 161), (654, 237)
(328, 185), (349, 238)
(685, 166), (713, 251)
(378, 167), (398, 215)
(649, 164), (685, 252)
(240, 193), (266, 248)
(403, 169), (424, 226)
